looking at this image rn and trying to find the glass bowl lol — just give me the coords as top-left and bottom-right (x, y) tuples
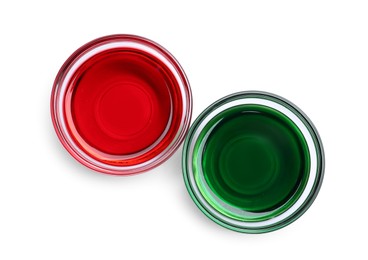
(51, 35), (192, 175)
(182, 91), (324, 233)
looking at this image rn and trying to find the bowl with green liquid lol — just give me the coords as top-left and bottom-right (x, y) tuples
(182, 91), (324, 233)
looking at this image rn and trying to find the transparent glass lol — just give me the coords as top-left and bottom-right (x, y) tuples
(51, 35), (192, 175)
(182, 91), (324, 233)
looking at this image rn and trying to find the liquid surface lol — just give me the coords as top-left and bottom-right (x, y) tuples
(202, 105), (310, 213)
(64, 48), (183, 165)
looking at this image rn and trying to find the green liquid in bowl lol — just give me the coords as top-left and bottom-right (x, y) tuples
(183, 92), (324, 233)
(202, 105), (310, 214)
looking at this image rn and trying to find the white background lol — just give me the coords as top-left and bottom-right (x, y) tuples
(1, 1), (367, 259)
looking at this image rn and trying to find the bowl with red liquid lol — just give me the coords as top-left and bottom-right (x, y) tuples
(51, 35), (192, 175)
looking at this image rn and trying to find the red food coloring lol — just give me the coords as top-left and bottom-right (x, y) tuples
(63, 47), (184, 166)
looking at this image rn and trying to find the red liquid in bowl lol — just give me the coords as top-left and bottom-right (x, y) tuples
(52, 35), (191, 174)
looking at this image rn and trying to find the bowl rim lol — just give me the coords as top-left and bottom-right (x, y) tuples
(51, 34), (192, 175)
(182, 91), (324, 233)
